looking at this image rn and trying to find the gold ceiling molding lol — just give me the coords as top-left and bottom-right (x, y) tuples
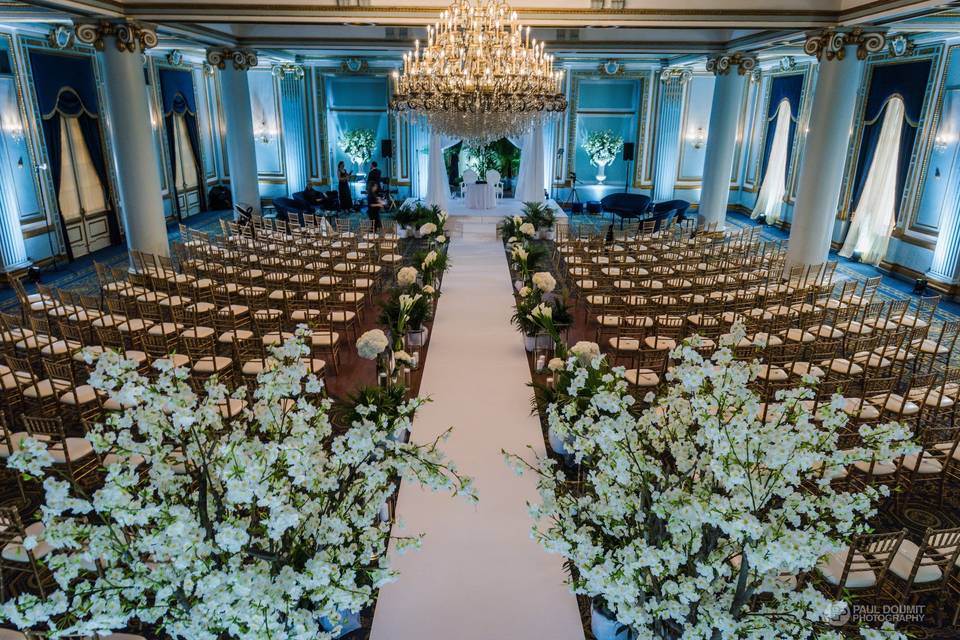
(803, 28), (886, 61)
(705, 51), (758, 76)
(74, 20), (159, 52)
(206, 47), (259, 71)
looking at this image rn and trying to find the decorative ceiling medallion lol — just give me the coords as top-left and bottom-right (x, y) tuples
(340, 58), (369, 73)
(47, 25), (74, 50)
(888, 35), (914, 58)
(390, 0), (567, 144)
(599, 59), (623, 76)
(166, 49), (184, 66)
(803, 28), (886, 62)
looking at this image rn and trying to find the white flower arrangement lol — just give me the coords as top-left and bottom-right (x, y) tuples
(582, 129), (624, 167)
(422, 285), (436, 295)
(507, 322), (916, 640)
(547, 357), (564, 372)
(531, 271), (556, 294)
(357, 328), (390, 360)
(518, 286), (532, 298)
(519, 222), (536, 237)
(2, 333), (475, 639)
(422, 251), (438, 269)
(435, 234), (447, 244)
(397, 266), (418, 287)
(419, 222), (437, 237)
(338, 128), (377, 166)
(568, 340), (600, 363)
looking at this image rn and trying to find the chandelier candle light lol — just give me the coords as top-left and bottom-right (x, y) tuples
(390, 0), (567, 143)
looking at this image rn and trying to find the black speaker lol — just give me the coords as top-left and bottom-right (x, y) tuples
(623, 142), (635, 161)
(381, 139), (393, 158)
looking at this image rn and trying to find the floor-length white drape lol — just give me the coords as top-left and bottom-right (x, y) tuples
(513, 122), (546, 203)
(751, 99), (792, 223)
(839, 96), (905, 265)
(426, 131), (460, 210)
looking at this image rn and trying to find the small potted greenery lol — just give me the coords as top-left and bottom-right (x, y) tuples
(522, 202), (557, 240)
(394, 205), (421, 238)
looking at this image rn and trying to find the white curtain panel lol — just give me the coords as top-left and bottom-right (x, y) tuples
(751, 99), (792, 223)
(839, 96), (905, 265)
(426, 131), (460, 210)
(513, 122), (547, 203)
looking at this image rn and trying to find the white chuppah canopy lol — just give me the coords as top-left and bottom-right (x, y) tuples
(425, 121), (552, 210)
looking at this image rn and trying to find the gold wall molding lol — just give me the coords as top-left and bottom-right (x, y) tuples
(705, 52), (758, 76)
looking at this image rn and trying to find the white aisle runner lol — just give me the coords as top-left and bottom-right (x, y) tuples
(370, 234), (584, 640)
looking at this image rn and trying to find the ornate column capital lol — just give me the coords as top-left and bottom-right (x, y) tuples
(803, 28), (886, 62)
(206, 48), (259, 72)
(659, 67), (692, 85)
(705, 52), (758, 76)
(74, 20), (158, 53)
(271, 63), (305, 80)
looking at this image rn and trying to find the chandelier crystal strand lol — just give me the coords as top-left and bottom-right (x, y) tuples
(390, 0), (567, 143)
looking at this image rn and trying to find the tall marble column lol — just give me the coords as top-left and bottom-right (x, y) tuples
(786, 29), (886, 268)
(928, 192), (960, 286)
(75, 20), (170, 258)
(0, 121), (30, 273)
(652, 68), (691, 202)
(699, 52), (757, 228)
(276, 64), (307, 195)
(207, 48), (261, 216)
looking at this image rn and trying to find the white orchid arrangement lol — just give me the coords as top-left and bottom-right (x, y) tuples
(582, 129), (624, 167)
(2, 333), (474, 640)
(338, 128), (377, 166)
(506, 322), (916, 640)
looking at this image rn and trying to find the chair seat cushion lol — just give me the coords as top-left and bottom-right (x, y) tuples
(48, 437), (96, 463)
(787, 362), (826, 379)
(59, 384), (99, 406)
(2, 522), (52, 562)
(625, 368), (659, 387)
(842, 398), (881, 420)
(756, 364), (789, 382)
(328, 310), (356, 323)
(889, 539), (942, 583)
(40, 339), (82, 356)
(818, 549), (876, 588)
(181, 326), (216, 340)
(192, 356), (232, 373)
(22, 378), (71, 399)
(147, 322), (183, 337)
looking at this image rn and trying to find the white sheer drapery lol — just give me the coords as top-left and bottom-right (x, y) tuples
(839, 96), (905, 265)
(426, 131), (460, 210)
(512, 122), (546, 203)
(751, 99), (791, 224)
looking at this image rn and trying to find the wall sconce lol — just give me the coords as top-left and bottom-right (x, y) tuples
(935, 167), (942, 180)
(16, 156), (23, 169)
(254, 118), (275, 144)
(689, 127), (706, 149)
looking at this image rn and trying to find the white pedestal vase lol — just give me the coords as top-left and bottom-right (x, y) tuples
(524, 333), (552, 353)
(595, 160), (609, 184)
(591, 603), (632, 640)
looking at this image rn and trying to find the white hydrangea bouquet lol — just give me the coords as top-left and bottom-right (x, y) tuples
(506, 323), (916, 640)
(3, 332), (475, 640)
(582, 129), (624, 167)
(338, 128), (377, 167)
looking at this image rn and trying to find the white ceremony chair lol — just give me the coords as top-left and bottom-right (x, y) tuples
(460, 169), (478, 199)
(486, 169), (504, 199)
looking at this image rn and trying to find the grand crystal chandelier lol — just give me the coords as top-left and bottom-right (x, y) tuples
(390, 0), (567, 143)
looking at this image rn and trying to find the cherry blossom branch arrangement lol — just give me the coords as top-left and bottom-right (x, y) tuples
(3, 332), (475, 639)
(505, 323), (915, 640)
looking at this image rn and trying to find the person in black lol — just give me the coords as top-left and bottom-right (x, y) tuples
(367, 180), (384, 231)
(302, 184), (323, 206)
(367, 161), (382, 195)
(337, 161), (354, 212)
